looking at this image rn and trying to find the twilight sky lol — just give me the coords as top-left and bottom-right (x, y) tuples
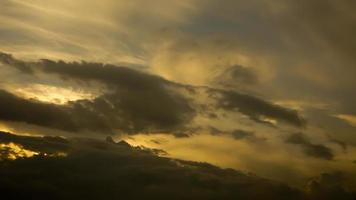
(0, 0), (356, 199)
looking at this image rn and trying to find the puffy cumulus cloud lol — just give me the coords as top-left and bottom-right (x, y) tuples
(285, 133), (334, 160)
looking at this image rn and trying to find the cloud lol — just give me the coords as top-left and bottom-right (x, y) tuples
(0, 90), (78, 132)
(285, 133), (334, 160)
(305, 172), (356, 200)
(230, 129), (265, 142)
(334, 115), (356, 127)
(2, 131), (355, 199)
(0, 52), (33, 74)
(285, 0), (356, 61)
(210, 89), (306, 127)
(0, 0), (200, 63)
(215, 64), (258, 88)
(38, 59), (196, 134)
(0, 52), (306, 135)
(0, 53), (197, 134)
(0, 1), (355, 198)
(0, 131), (69, 156)
(0, 131), (306, 200)
(208, 128), (265, 142)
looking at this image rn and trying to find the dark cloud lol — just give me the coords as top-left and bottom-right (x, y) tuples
(0, 52), (33, 74)
(210, 89), (306, 127)
(0, 86), (193, 134)
(0, 131), (69, 156)
(215, 65), (258, 89)
(0, 131), (307, 200)
(0, 52), (306, 135)
(1, 131), (354, 199)
(0, 90), (78, 132)
(206, 127), (265, 142)
(38, 59), (170, 89)
(0, 2), (355, 198)
(285, 133), (334, 160)
(0, 53), (196, 134)
(67, 90), (194, 134)
(230, 129), (265, 142)
(305, 172), (356, 200)
(231, 129), (254, 140)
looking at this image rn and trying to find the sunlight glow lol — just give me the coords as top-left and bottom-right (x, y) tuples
(14, 84), (96, 104)
(0, 142), (68, 160)
(0, 143), (39, 160)
(335, 114), (356, 127)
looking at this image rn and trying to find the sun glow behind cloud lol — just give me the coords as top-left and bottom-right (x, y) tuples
(0, 0), (356, 197)
(13, 84), (96, 104)
(0, 124), (12, 133)
(0, 142), (39, 160)
(0, 142), (68, 161)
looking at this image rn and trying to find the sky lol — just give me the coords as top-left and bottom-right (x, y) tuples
(0, 0), (356, 199)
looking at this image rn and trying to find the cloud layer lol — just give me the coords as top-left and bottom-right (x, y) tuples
(0, 52), (305, 134)
(1, 131), (355, 200)
(1, 1), (356, 197)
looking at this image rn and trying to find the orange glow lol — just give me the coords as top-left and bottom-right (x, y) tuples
(0, 143), (39, 160)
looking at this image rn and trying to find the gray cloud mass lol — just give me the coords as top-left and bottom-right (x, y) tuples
(0, 52), (305, 135)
